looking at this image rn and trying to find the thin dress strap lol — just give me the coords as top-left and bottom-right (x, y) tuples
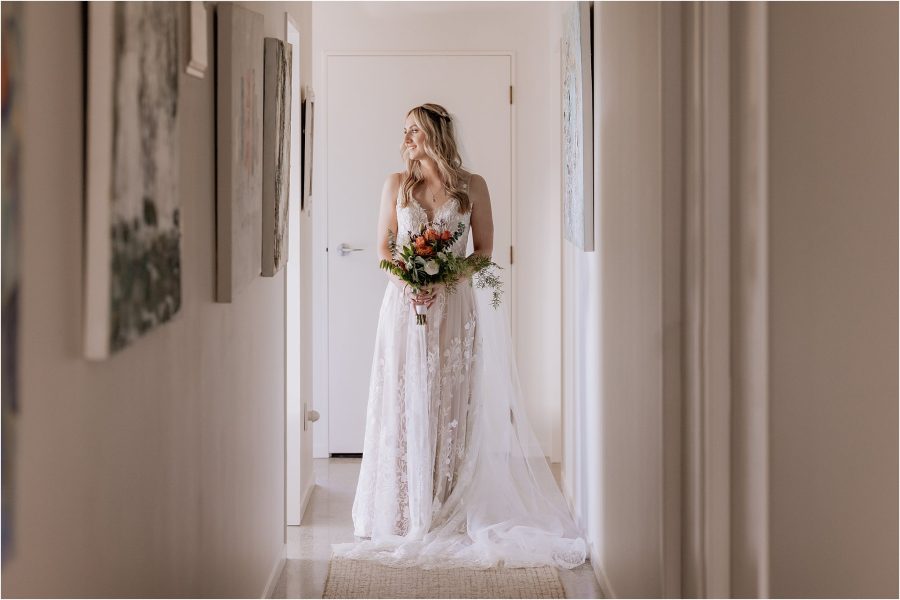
(395, 174), (404, 206)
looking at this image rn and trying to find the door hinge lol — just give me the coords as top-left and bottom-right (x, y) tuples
(510, 245), (514, 265)
(509, 85), (513, 104)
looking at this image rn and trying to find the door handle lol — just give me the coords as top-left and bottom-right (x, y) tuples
(303, 402), (320, 431)
(338, 243), (364, 256)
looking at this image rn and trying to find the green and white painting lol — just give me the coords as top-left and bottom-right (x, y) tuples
(85, 2), (181, 359)
(561, 1), (594, 252)
(262, 37), (292, 277)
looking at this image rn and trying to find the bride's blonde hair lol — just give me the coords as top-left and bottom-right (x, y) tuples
(399, 103), (472, 214)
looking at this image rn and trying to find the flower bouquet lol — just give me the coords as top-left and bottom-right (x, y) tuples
(380, 221), (503, 325)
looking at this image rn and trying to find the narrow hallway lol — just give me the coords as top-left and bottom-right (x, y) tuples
(1, 2), (896, 598)
(271, 459), (604, 599)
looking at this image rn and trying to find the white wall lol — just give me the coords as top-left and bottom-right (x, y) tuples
(280, 2), (316, 524)
(560, 2), (898, 598)
(560, 3), (681, 597)
(1, 3), (312, 596)
(310, 1), (562, 457)
(767, 3), (898, 597)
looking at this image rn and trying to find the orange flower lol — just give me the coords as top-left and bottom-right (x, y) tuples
(424, 229), (440, 242)
(416, 245), (434, 257)
(414, 235), (428, 248)
(440, 230), (452, 241)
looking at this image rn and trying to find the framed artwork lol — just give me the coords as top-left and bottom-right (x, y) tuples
(186, 1), (207, 79)
(84, 2), (181, 360)
(216, 4), (263, 302)
(262, 37), (292, 277)
(561, 1), (594, 251)
(301, 86), (315, 212)
(2, 0), (22, 562)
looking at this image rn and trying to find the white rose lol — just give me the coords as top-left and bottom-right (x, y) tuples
(424, 260), (439, 276)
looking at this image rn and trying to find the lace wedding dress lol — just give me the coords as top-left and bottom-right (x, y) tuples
(332, 177), (587, 570)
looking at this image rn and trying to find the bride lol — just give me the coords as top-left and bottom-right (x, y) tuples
(332, 103), (587, 570)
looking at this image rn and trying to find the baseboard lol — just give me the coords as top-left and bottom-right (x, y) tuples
(299, 478), (316, 522)
(559, 471), (615, 599)
(261, 544), (286, 599)
(589, 547), (615, 599)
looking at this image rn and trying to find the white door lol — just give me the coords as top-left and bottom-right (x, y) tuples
(326, 54), (512, 454)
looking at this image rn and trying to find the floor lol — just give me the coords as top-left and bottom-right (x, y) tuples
(271, 458), (604, 599)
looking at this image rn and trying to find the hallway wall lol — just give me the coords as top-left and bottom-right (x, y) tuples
(560, 2), (897, 598)
(767, 3), (898, 596)
(2, 3), (312, 597)
(560, 3), (682, 597)
(309, 1), (563, 459)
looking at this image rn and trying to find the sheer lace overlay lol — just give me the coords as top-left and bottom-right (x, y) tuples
(334, 178), (587, 570)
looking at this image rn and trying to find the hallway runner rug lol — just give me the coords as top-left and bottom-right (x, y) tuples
(322, 557), (565, 599)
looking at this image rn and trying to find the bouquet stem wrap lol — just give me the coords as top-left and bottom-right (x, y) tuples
(414, 303), (428, 325)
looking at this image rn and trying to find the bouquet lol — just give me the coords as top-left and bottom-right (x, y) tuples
(380, 221), (503, 325)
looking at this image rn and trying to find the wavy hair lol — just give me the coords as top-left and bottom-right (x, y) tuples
(398, 103), (471, 214)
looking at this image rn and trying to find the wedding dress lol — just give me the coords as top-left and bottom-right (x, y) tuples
(332, 176), (587, 570)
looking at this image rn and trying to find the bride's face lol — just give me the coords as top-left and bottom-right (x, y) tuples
(403, 116), (426, 161)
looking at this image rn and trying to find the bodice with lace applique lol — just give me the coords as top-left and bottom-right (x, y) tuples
(396, 177), (472, 257)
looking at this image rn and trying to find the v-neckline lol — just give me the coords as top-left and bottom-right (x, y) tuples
(398, 173), (472, 223)
(409, 194), (457, 223)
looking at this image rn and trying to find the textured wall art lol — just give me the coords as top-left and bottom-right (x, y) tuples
(2, 0), (22, 563)
(84, 2), (181, 359)
(301, 86), (315, 212)
(216, 3), (264, 302)
(262, 37), (292, 277)
(561, 1), (594, 251)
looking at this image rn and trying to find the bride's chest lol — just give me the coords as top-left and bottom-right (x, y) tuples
(396, 198), (471, 250)
(398, 198), (468, 228)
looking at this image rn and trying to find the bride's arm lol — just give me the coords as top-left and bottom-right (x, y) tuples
(468, 174), (494, 260)
(377, 173), (410, 292)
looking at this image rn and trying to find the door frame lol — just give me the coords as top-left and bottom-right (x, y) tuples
(681, 2), (732, 597)
(312, 51), (517, 458)
(680, 2), (770, 597)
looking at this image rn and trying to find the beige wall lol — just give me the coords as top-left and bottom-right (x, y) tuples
(561, 3), (681, 597)
(2, 2), (312, 596)
(767, 3), (898, 597)
(562, 2), (898, 598)
(260, 0), (316, 530)
(310, 1), (563, 458)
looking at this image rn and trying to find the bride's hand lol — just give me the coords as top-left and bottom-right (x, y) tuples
(405, 286), (427, 306)
(422, 283), (444, 308)
(407, 285), (440, 308)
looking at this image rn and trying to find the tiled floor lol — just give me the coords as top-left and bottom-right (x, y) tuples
(271, 458), (603, 599)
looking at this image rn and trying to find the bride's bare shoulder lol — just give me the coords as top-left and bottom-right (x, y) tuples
(385, 171), (404, 191)
(380, 173), (404, 207)
(464, 171), (488, 195)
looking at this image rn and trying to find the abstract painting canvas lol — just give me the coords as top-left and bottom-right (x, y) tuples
(301, 86), (315, 212)
(561, 1), (594, 251)
(216, 4), (263, 301)
(84, 2), (181, 360)
(262, 37), (292, 277)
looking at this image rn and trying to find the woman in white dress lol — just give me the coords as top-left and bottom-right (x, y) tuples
(333, 103), (587, 570)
